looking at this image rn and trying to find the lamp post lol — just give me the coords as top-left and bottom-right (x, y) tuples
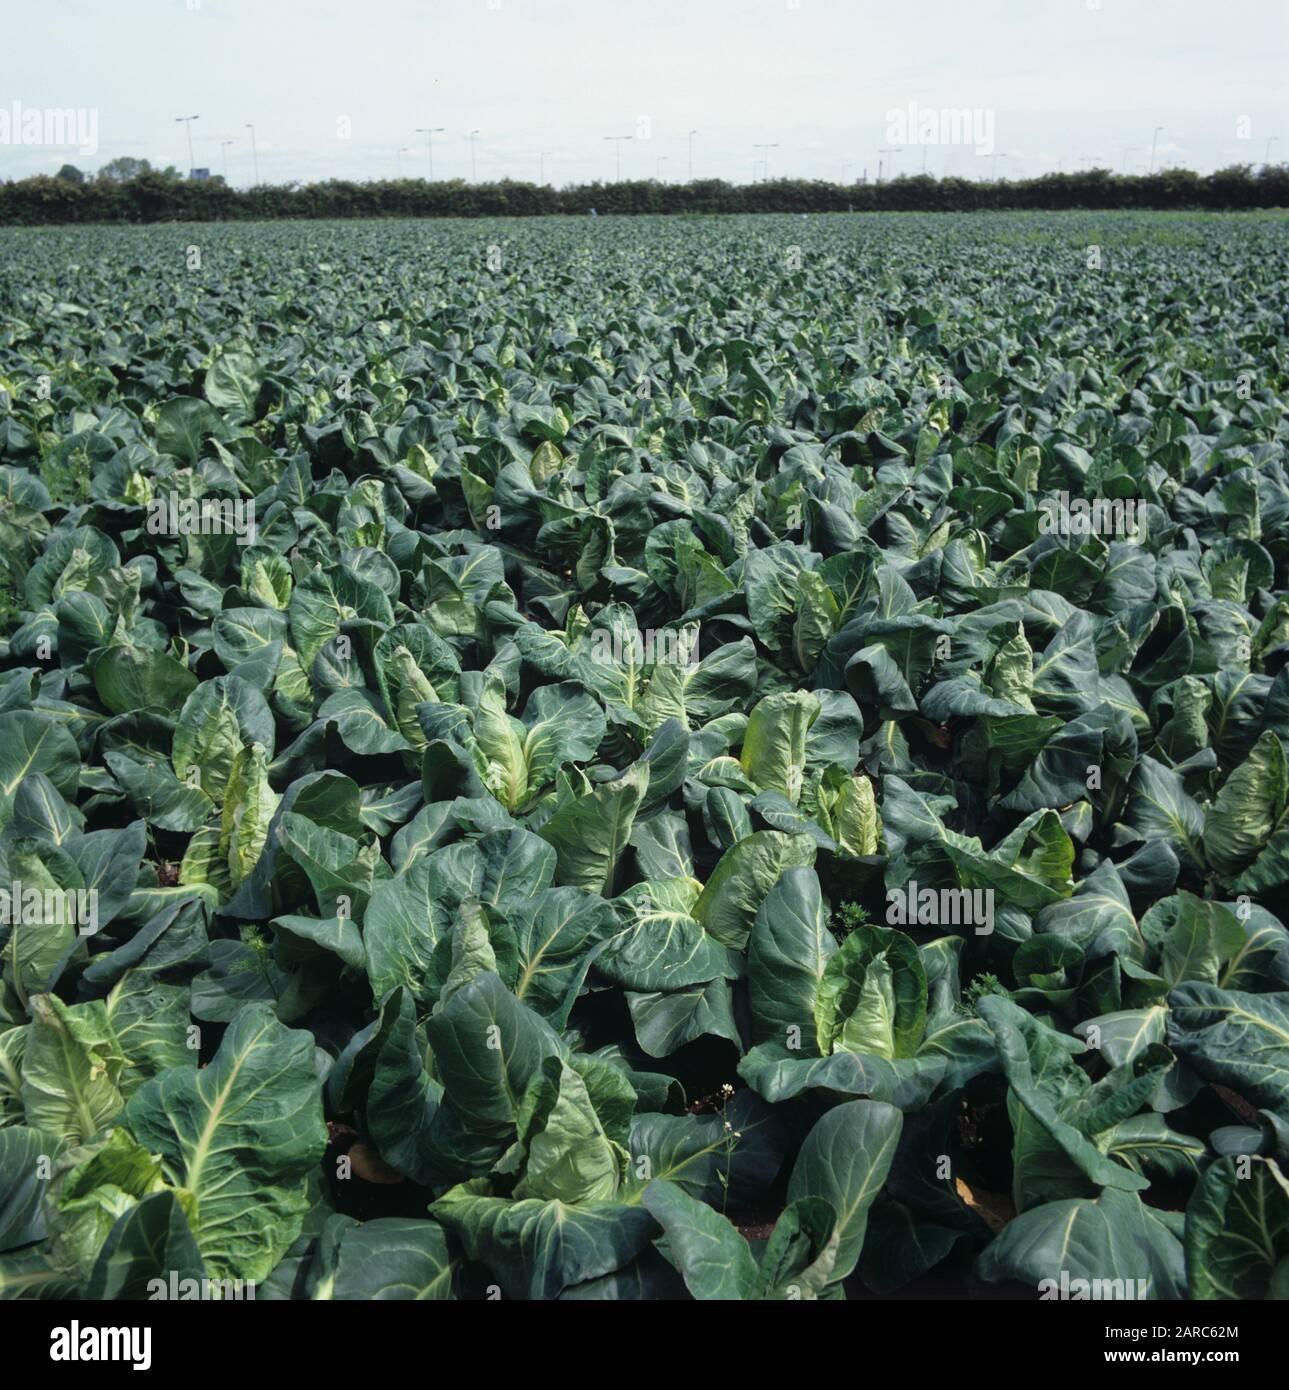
(415, 127), (444, 181)
(397, 146), (413, 177)
(245, 124), (259, 185)
(175, 115), (200, 176)
(220, 139), (234, 181)
(468, 129), (481, 181)
(1266, 136), (1280, 168)
(656, 155), (667, 179)
(539, 151), (553, 184)
(603, 135), (632, 180)
(877, 146), (899, 183)
(753, 142), (779, 180)
(1149, 125), (1163, 173)
(688, 129), (697, 181)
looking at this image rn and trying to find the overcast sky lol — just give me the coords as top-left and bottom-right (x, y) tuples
(3, 0), (1287, 185)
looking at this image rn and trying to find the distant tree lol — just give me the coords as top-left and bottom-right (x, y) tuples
(97, 156), (152, 183)
(55, 164), (85, 184)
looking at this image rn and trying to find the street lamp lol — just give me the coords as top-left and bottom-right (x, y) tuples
(656, 155), (668, 179)
(688, 129), (698, 181)
(753, 143), (779, 180)
(175, 115), (200, 176)
(220, 139), (234, 182)
(1149, 125), (1163, 173)
(877, 146), (900, 183)
(245, 124), (259, 185)
(468, 129), (481, 181)
(1267, 136), (1280, 168)
(397, 146), (413, 177)
(603, 135), (632, 180)
(415, 127), (445, 181)
(1121, 146), (1135, 172)
(539, 151), (552, 184)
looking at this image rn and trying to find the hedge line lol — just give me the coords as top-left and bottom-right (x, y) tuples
(2, 165), (1286, 224)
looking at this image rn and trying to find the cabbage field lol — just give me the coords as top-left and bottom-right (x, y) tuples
(1, 211), (1288, 1302)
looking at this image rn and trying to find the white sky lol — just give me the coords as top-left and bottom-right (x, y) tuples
(2, 0), (1287, 185)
